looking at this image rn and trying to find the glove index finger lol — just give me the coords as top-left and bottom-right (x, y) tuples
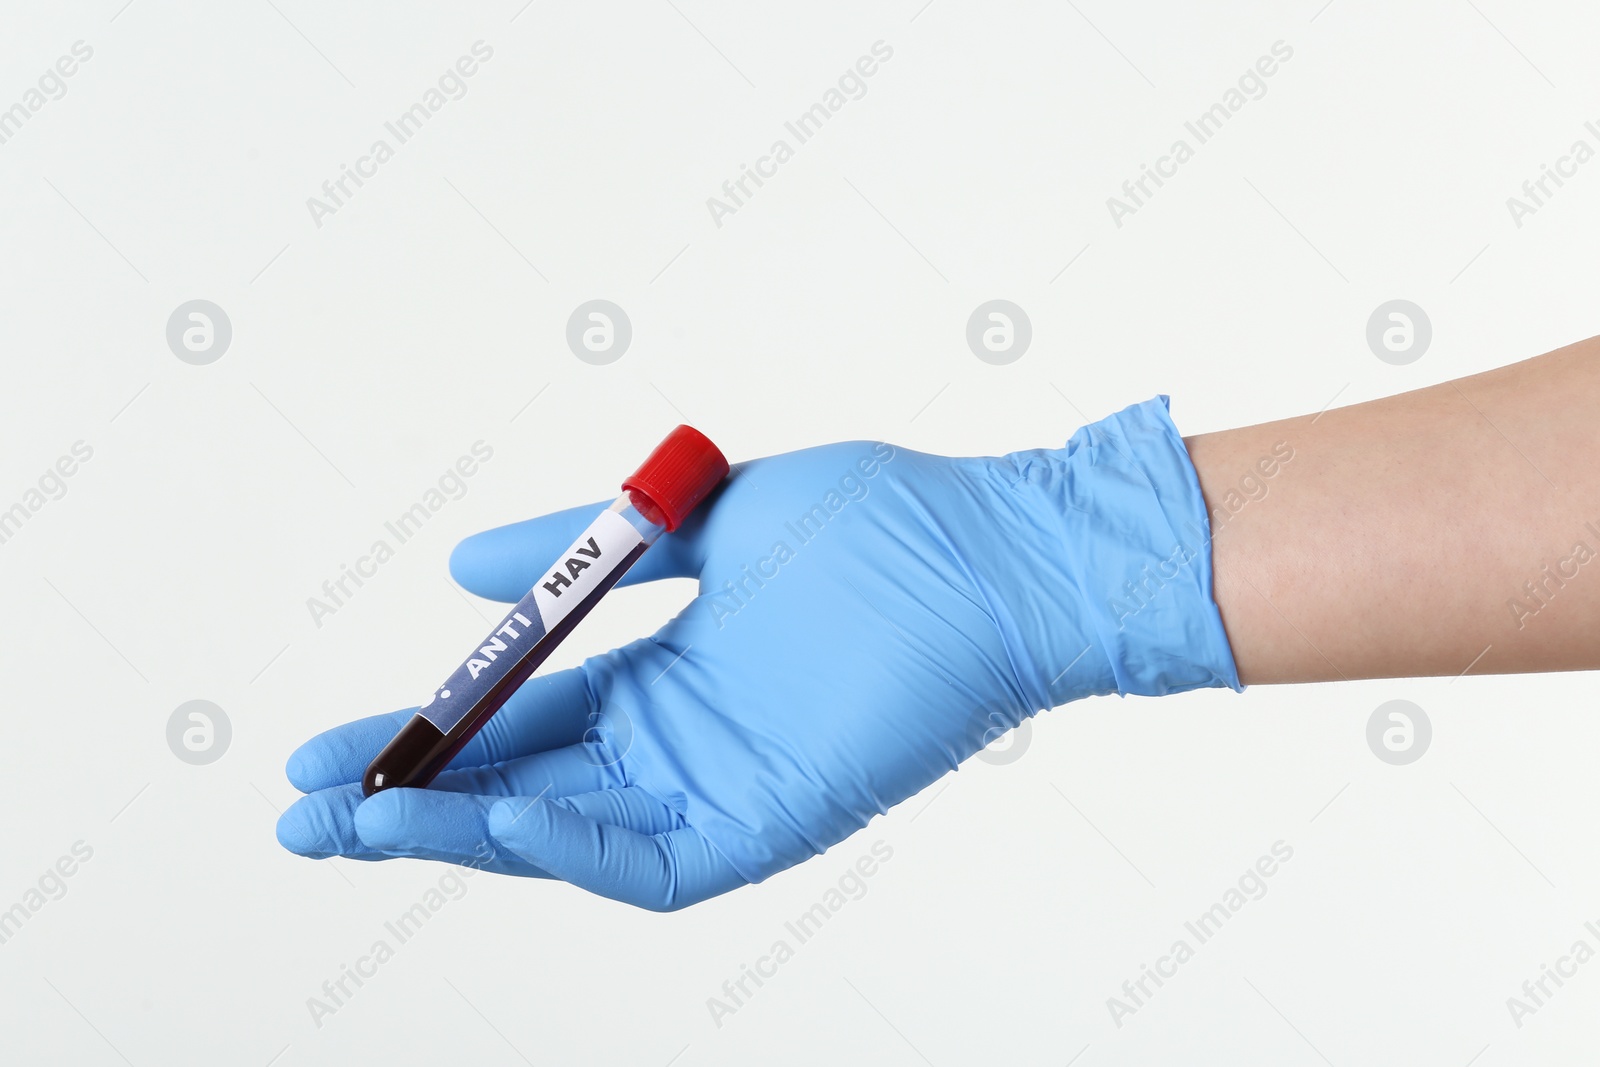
(286, 710), (412, 794)
(449, 500), (699, 603)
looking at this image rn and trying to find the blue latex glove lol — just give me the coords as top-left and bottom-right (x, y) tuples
(278, 397), (1241, 909)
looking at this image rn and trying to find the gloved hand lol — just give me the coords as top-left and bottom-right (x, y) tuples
(277, 397), (1241, 909)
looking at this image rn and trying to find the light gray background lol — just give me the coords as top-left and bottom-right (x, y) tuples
(2, 0), (1597, 1063)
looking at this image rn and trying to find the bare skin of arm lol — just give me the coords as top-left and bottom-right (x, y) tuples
(1184, 336), (1600, 685)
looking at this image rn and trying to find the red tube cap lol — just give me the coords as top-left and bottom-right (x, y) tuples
(622, 425), (729, 531)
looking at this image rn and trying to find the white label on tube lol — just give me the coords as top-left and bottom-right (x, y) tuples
(532, 508), (645, 632)
(417, 507), (645, 734)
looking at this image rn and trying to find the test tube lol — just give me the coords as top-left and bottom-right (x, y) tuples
(363, 425), (729, 796)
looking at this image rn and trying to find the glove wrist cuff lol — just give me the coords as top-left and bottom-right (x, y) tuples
(991, 395), (1243, 709)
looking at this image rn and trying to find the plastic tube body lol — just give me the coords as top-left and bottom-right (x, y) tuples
(363, 494), (665, 796)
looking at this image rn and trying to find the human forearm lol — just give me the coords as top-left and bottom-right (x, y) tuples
(1187, 337), (1600, 684)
